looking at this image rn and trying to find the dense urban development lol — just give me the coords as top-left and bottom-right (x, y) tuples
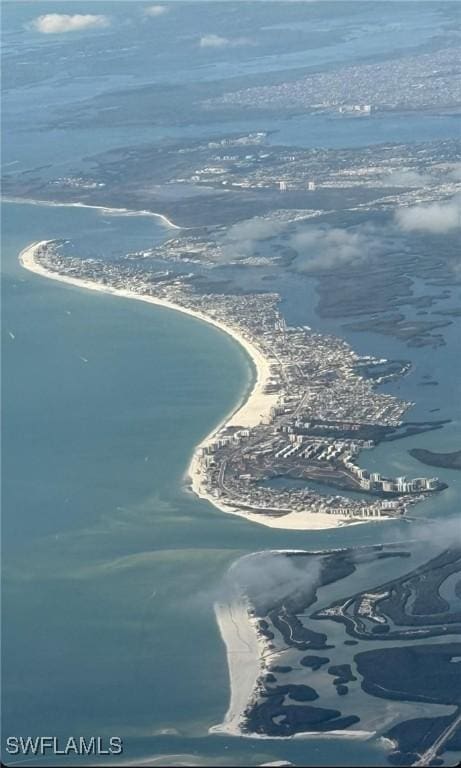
(209, 47), (461, 114)
(30, 240), (447, 526)
(4, 2), (461, 767)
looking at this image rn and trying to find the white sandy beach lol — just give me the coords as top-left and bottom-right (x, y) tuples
(19, 241), (387, 743)
(209, 599), (262, 736)
(19, 239), (369, 532)
(210, 592), (375, 739)
(5, 196), (182, 230)
(19, 240), (277, 426)
(208, 556), (376, 741)
(210, 594), (376, 741)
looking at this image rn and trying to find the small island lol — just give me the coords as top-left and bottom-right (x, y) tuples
(409, 448), (461, 471)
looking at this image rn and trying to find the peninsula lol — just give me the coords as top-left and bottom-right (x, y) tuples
(20, 240), (446, 531)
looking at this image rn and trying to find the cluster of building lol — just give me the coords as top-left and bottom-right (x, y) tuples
(128, 236), (222, 264)
(209, 47), (460, 114)
(169, 133), (460, 206)
(50, 177), (106, 190)
(354, 469), (440, 494)
(338, 104), (372, 115)
(36, 242), (445, 524)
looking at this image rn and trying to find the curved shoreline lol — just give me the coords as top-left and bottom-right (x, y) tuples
(210, 551), (379, 740)
(19, 239), (279, 508)
(18, 240), (396, 740)
(3, 195), (183, 230)
(210, 591), (374, 740)
(19, 240), (376, 532)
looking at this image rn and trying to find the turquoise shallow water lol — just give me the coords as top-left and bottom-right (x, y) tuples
(2, 1), (460, 763)
(2, 201), (401, 766)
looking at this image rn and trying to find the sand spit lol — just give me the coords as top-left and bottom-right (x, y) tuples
(5, 196), (182, 229)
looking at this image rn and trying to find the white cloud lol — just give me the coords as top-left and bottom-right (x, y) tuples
(386, 169), (432, 187)
(228, 552), (322, 610)
(199, 34), (254, 48)
(226, 218), (283, 241)
(28, 14), (110, 34)
(291, 226), (381, 272)
(144, 5), (168, 17)
(218, 217), (284, 261)
(395, 195), (461, 234)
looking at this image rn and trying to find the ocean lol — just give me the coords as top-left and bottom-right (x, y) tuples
(2, 1), (460, 765)
(2, 199), (395, 766)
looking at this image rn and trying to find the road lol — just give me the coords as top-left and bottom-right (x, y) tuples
(412, 707), (461, 766)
